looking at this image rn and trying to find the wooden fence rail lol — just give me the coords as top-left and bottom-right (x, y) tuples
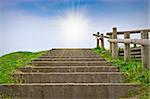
(108, 39), (150, 46)
(107, 29), (150, 35)
(108, 27), (149, 69)
(93, 27), (150, 69)
(108, 38), (150, 69)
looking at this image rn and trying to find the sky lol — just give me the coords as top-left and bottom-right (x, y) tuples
(0, 0), (149, 56)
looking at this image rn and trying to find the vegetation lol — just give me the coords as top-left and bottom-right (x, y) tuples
(0, 51), (47, 84)
(93, 47), (150, 99)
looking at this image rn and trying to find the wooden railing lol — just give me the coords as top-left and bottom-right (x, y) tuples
(93, 32), (109, 49)
(93, 27), (150, 69)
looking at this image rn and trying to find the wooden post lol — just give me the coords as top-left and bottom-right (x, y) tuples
(109, 34), (112, 52)
(148, 45), (150, 69)
(112, 27), (118, 59)
(124, 32), (130, 61)
(141, 30), (149, 69)
(96, 32), (100, 48)
(134, 44), (137, 48)
(100, 34), (104, 49)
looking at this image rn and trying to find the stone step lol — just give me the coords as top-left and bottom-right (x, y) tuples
(19, 66), (117, 72)
(40, 56), (100, 58)
(0, 83), (140, 99)
(34, 58), (105, 61)
(30, 61), (111, 66)
(0, 48), (141, 99)
(47, 52), (97, 54)
(45, 48), (101, 58)
(52, 48), (92, 50)
(13, 72), (125, 83)
(46, 53), (99, 57)
(47, 52), (98, 57)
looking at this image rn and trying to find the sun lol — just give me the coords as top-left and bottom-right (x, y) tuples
(59, 13), (88, 43)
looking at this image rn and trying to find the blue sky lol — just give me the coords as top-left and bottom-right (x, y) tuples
(0, 0), (149, 56)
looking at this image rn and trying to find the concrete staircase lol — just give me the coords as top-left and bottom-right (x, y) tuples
(0, 49), (140, 99)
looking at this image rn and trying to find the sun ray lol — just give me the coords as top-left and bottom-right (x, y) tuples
(59, 11), (89, 43)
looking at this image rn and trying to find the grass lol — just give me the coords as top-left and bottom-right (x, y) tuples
(0, 51), (47, 84)
(93, 47), (150, 99)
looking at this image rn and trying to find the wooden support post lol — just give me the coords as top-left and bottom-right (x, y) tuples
(112, 27), (118, 59)
(96, 32), (100, 48)
(109, 34), (112, 52)
(134, 44), (137, 48)
(141, 30), (149, 69)
(124, 32), (130, 61)
(100, 34), (104, 49)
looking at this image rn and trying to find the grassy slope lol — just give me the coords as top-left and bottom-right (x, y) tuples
(93, 48), (150, 99)
(0, 51), (47, 84)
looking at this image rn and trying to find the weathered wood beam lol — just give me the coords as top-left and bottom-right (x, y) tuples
(124, 32), (130, 61)
(103, 36), (109, 38)
(100, 34), (104, 49)
(96, 32), (100, 48)
(112, 27), (118, 59)
(108, 39), (150, 46)
(107, 29), (150, 35)
(93, 32), (106, 49)
(141, 30), (150, 69)
(93, 34), (99, 37)
(109, 34), (112, 52)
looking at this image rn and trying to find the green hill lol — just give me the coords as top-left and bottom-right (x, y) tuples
(0, 51), (47, 83)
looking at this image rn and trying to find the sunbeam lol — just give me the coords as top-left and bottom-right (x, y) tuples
(59, 12), (89, 43)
